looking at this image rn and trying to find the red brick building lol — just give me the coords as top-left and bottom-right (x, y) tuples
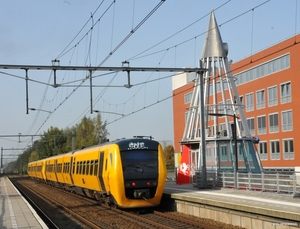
(172, 33), (300, 171)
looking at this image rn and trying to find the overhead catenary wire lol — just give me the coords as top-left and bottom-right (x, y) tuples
(4, 0), (297, 151)
(97, 0), (166, 67)
(55, 0), (106, 60)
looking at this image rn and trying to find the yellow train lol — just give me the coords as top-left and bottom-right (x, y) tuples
(27, 137), (167, 208)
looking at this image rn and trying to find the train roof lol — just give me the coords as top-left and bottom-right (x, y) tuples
(29, 137), (160, 164)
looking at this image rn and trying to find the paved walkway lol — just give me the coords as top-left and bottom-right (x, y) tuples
(0, 176), (48, 229)
(164, 181), (300, 224)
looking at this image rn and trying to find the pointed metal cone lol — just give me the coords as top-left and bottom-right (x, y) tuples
(201, 10), (228, 58)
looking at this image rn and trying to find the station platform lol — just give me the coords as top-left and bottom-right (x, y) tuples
(163, 181), (300, 228)
(0, 176), (48, 229)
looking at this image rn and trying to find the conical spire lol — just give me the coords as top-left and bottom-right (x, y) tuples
(201, 10), (228, 58)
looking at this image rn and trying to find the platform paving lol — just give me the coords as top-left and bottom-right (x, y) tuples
(0, 176), (48, 229)
(164, 181), (300, 228)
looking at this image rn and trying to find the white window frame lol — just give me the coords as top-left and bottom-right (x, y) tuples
(283, 139), (294, 160)
(269, 113), (279, 133)
(270, 140), (280, 160)
(259, 141), (268, 160)
(246, 93), (254, 112)
(246, 117), (255, 135)
(280, 82), (291, 104)
(184, 92), (193, 104)
(257, 115), (266, 134)
(268, 85), (278, 107)
(282, 110), (292, 131)
(256, 89), (265, 109)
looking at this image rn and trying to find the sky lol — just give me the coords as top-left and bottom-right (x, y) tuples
(0, 0), (299, 164)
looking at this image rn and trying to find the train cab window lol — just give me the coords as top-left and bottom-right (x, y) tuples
(90, 160), (94, 175)
(94, 160), (98, 176)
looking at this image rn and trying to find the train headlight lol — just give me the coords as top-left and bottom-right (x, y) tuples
(152, 181), (157, 186)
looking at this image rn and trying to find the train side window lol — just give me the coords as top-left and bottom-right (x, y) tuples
(86, 160), (90, 176)
(83, 161), (86, 175)
(94, 160), (98, 176)
(73, 162), (76, 174)
(76, 162), (79, 174)
(90, 160), (94, 175)
(79, 161), (82, 174)
(105, 158), (108, 171)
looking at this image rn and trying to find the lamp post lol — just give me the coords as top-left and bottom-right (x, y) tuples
(208, 113), (239, 189)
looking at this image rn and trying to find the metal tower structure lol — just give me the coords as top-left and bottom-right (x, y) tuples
(177, 11), (262, 186)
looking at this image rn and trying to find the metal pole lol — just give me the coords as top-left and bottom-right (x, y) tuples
(233, 114), (238, 189)
(199, 68), (207, 188)
(72, 131), (75, 151)
(89, 70), (93, 114)
(234, 114), (238, 171)
(1, 147), (3, 170)
(25, 69), (29, 114)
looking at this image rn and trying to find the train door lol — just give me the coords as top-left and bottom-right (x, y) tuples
(98, 151), (106, 192)
(54, 159), (58, 182)
(70, 156), (75, 185)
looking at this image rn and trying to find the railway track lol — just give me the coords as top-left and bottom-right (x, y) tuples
(10, 176), (241, 229)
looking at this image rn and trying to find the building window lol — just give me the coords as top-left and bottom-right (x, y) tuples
(269, 113), (279, 133)
(256, 90), (265, 109)
(270, 140), (280, 160)
(220, 145), (227, 162)
(234, 54), (290, 86)
(268, 86), (278, 107)
(226, 99), (233, 115)
(282, 110), (292, 131)
(246, 93), (254, 112)
(236, 96), (243, 114)
(184, 92), (193, 104)
(185, 111), (188, 123)
(259, 141), (267, 160)
(257, 116), (266, 134)
(283, 139), (294, 160)
(220, 123), (226, 130)
(247, 118), (255, 135)
(280, 82), (291, 104)
(206, 146), (212, 162)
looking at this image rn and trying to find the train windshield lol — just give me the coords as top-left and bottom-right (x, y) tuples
(121, 150), (158, 174)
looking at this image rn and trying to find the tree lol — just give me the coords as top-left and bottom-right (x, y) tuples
(163, 145), (175, 170)
(75, 114), (109, 149)
(8, 113), (109, 174)
(39, 127), (67, 157)
(94, 113), (109, 143)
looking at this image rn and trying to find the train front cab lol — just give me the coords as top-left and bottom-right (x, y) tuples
(107, 139), (167, 208)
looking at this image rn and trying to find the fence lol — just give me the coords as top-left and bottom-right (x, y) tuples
(193, 170), (300, 197)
